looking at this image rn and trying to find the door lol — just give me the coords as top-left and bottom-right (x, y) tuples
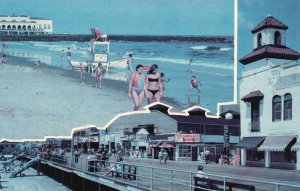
(192, 146), (198, 161)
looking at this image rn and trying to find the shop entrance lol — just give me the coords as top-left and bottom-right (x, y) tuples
(192, 146), (198, 161)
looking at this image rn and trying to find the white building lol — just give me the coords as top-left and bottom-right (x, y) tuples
(0, 14), (53, 35)
(238, 16), (300, 170)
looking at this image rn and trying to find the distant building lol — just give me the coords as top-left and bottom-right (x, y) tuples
(0, 14), (53, 35)
(238, 16), (300, 170)
(0, 140), (22, 154)
(104, 103), (240, 162)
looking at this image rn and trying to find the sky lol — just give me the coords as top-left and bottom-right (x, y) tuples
(238, 0), (300, 64)
(0, 0), (234, 36)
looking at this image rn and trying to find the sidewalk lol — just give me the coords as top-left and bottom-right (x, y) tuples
(124, 157), (300, 184)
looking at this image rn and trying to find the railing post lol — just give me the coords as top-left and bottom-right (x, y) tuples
(136, 166), (138, 187)
(151, 167), (153, 190)
(170, 169), (173, 191)
(190, 172), (193, 191)
(223, 177), (226, 191)
(276, 184), (279, 191)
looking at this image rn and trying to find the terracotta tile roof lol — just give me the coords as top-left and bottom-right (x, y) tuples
(239, 45), (300, 65)
(241, 90), (264, 102)
(251, 16), (288, 33)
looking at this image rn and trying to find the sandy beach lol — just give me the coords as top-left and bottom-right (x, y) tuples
(0, 56), (183, 140)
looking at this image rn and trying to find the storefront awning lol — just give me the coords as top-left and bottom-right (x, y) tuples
(235, 137), (265, 149)
(159, 142), (175, 148)
(291, 140), (300, 151)
(149, 142), (161, 147)
(257, 135), (296, 152)
(241, 90), (264, 102)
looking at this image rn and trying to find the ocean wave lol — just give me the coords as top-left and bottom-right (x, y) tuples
(190, 45), (232, 52)
(134, 56), (233, 70)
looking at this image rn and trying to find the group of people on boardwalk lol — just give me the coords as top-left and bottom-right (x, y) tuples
(158, 149), (168, 164)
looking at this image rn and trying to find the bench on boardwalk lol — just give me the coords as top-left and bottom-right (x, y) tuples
(122, 164), (137, 180)
(194, 176), (255, 191)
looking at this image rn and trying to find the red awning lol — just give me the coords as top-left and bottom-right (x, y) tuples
(159, 142), (175, 148)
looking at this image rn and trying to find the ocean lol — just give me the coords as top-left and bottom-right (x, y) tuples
(6, 37), (234, 113)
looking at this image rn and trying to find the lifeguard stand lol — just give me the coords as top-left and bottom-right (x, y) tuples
(88, 40), (110, 74)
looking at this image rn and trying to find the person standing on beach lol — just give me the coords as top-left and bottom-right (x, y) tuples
(188, 76), (201, 94)
(128, 64), (146, 111)
(61, 49), (64, 65)
(126, 54), (133, 80)
(145, 64), (163, 104)
(160, 72), (170, 97)
(189, 59), (193, 71)
(94, 63), (103, 88)
(67, 47), (72, 61)
(79, 62), (85, 83)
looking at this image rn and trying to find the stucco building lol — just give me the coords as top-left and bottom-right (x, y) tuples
(238, 16), (300, 170)
(0, 15), (53, 35)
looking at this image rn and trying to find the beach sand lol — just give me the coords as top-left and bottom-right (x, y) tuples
(0, 56), (183, 139)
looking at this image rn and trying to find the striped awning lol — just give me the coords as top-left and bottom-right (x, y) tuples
(257, 135), (296, 152)
(291, 141), (300, 151)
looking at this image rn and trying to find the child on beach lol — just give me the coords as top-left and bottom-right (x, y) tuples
(95, 63), (103, 88)
(128, 64), (145, 111)
(79, 62), (85, 83)
(160, 72), (170, 97)
(126, 54), (133, 80)
(67, 47), (72, 61)
(188, 76), (201, 94)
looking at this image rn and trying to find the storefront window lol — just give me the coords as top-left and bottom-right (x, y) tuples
(179, 145), (191, 157)
(246, 149), (264, 161)
(271, 151), (296, 163)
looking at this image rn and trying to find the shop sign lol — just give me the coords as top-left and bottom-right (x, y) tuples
(79, 137), (89, 143)
(120, 135), (129, 141)
(175, 133), (200, 142)
(94, 53), (108, 62)
(224, 125), (230, 147)
(89, 136), (99, 142)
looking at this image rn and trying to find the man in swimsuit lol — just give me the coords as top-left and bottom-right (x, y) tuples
(95, 63), (103, 88)
(188, 75), (201, 94)
(128, 64), (145, 111)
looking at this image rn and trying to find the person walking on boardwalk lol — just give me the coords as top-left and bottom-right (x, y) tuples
(162, 149), (168, 164)
(159, 149), (163, 164)
(145, 64), (163, 104)
(128, 64), (146, 111)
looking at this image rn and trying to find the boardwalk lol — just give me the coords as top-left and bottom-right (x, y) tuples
(40, 153), (300, 191)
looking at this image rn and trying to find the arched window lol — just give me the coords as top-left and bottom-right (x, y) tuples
(272, 95), (281, 121)
(257, 33), (262, 47)
(12, 25), (16, 30)
(17, 25), (21, 30)
(2, 25), (5, 29)
(274, 31), (281, 45)
(284, 93), (292, 120)
(22, 25), (26, 30)
(7, 25), (11, 29)
(27, 25), (32, 30)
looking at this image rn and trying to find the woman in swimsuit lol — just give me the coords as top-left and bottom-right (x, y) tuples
(128, 64), (146, 111)
(145, 64), (163, 104)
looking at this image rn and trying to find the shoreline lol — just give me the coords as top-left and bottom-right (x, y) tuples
(0, 55), (183, 139)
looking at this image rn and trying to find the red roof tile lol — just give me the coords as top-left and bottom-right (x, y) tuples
(252, 16), (288, 33)
(239, 45), (300, 65)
